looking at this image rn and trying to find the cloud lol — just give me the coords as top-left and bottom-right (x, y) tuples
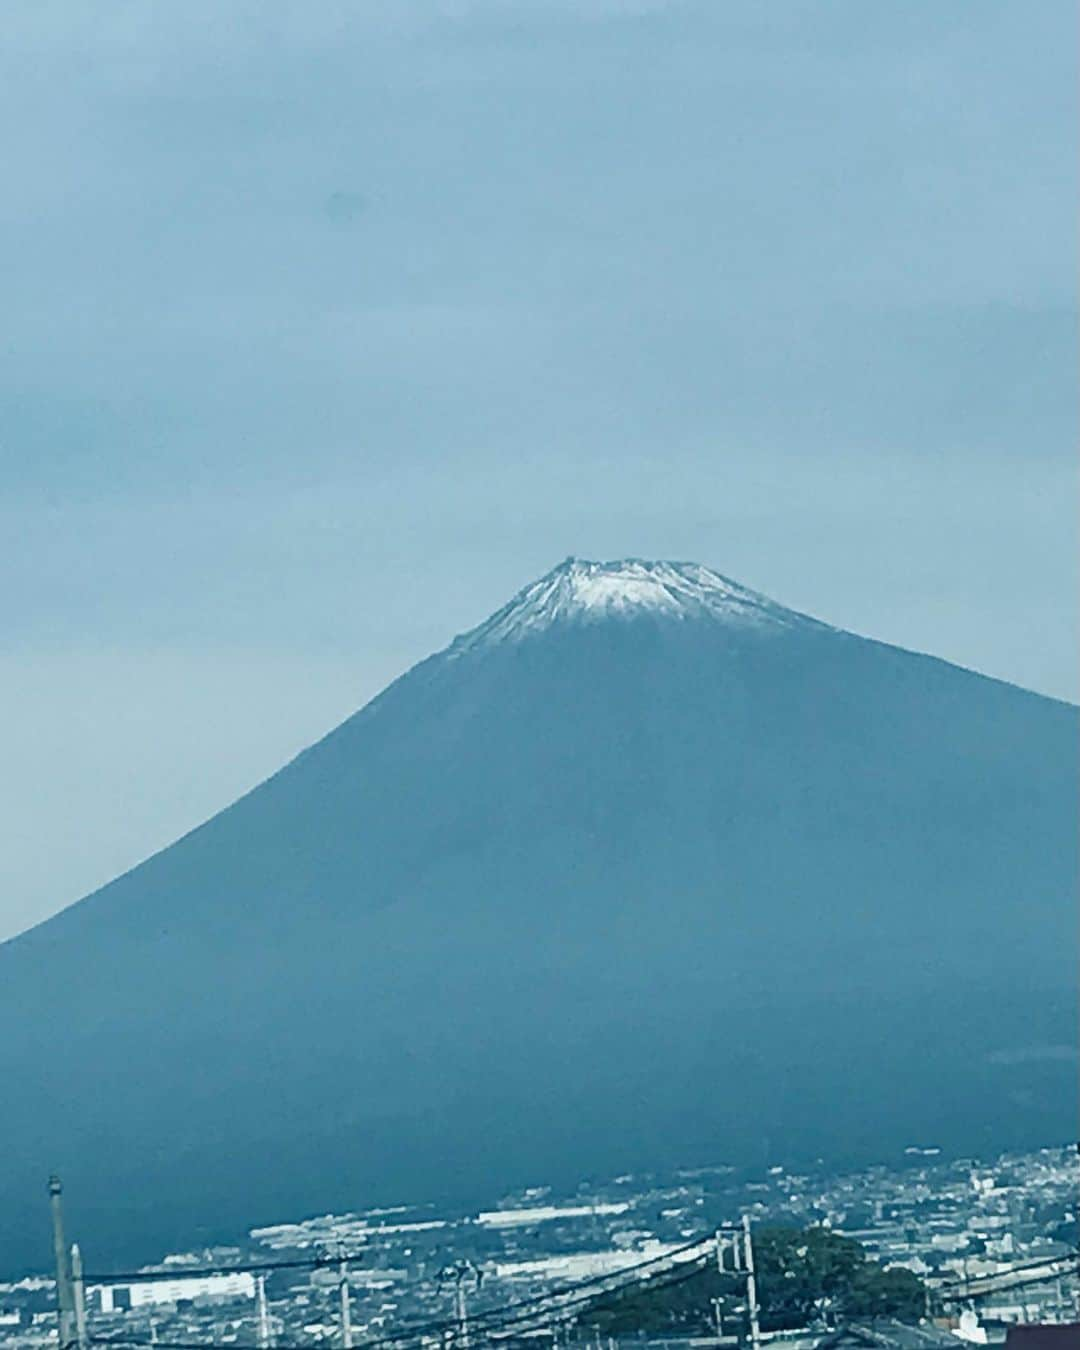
(324, 190), (369, 224)
(986, 1045), (1079, 1067)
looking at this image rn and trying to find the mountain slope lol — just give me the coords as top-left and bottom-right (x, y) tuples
(1, 559), (1075, 1270)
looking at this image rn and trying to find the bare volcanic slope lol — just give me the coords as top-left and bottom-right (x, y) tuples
(1, 560), (1075, 1269)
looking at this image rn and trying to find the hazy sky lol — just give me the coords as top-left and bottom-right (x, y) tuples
(2, 0), (1076, 941)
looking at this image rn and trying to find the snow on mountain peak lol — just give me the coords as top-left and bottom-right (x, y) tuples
(451, 558), (816, 654)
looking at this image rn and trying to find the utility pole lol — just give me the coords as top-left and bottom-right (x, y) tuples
(439, 1260), (480, 1350)
(716, 1225), (744, 1274)
(256, 1275), (271, 1350)
(70, 1245), (88, 1350)
(338, 1256), (353, 1350)
(48, 1177), (77, 1350)
(741, 1215), (761, 1350)
(454, 1273), (469, 1350)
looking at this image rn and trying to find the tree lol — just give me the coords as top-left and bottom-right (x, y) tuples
(752, 1225), (867, 1327)
(844, 1264), (926, 1322)
(575, 1225), (927, 1338)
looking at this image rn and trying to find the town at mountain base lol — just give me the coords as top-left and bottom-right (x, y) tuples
(0, 560), (1075, 1269)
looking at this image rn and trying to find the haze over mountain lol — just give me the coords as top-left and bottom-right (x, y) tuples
(1, 559), (1075, 1272)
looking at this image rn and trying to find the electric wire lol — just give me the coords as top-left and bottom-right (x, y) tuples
(470, 1257), (713, 1346)
(90, 1255), (710, 1350)
(83, 1256), (366, 1285)
(933, 1249), (1078, 1291)
(87, 1238), (714, 1350)
(85, 1236), (1080, 1350)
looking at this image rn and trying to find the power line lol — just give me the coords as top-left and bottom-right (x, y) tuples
(101, 1258), (711, 1350)
(461, 1255), (710, 1335)
(83, 1256), (367, 1285)
(933, 1263), (1078, 1304)
(473, 1256), (713, 1343)
(933, 1249), (1078, 1292)
(97, 1231), (710, 1344)
(81, 1230), (1080, 1350)
(91, 1257), (708, 1350)
(88, 1235), (715, 1350)
(425, 1233), (712, 1333)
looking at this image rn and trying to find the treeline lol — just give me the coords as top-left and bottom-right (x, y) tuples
(576, 1225), (926, 1335)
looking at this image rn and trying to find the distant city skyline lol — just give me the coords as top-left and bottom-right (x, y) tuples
(2, 0), (1076, 940)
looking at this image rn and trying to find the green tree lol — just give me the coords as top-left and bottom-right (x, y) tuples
(844, 1264), (926, 1322)
(752, 1225), (867, 1327)
(575, 1225), (927, 1337)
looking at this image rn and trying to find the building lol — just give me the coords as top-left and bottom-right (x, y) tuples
(94, 1272), (255, 1312)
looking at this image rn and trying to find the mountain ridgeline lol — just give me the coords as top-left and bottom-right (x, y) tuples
(0, 559), (1075, 1270)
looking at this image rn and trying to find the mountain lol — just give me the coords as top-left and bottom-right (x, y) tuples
(0, 559), (1075, 1271)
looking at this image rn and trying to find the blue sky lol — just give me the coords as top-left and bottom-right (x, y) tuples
(2, 0), (1076, 939)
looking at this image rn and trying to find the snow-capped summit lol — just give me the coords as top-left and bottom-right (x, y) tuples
(452, 557), (819, 653)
